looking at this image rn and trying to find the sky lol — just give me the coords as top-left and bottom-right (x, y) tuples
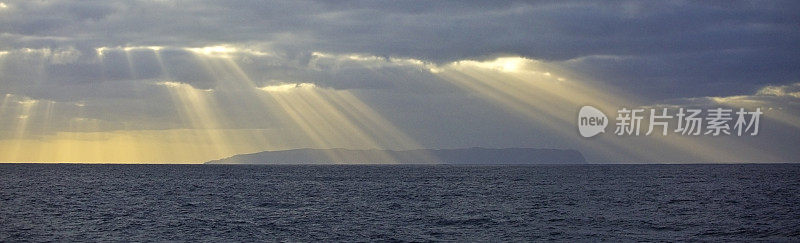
(0, 0), (798, 163)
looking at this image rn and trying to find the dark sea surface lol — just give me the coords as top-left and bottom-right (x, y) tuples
(1, 164), (799, 242)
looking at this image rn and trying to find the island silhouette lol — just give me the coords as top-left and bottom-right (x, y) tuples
(205, 147), (586, 164)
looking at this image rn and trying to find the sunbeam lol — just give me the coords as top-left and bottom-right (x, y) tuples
(158, 81), (235, 158)
(258, 83), (434, 163)
(432, 56), (771, 162)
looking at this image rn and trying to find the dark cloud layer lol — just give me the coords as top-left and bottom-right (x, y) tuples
(1, 1), (798, 93)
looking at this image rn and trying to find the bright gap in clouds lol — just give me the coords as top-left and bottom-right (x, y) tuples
(258, 83), (316, 92)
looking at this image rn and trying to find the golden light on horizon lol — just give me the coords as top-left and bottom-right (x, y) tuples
(3, 47), (426, 163)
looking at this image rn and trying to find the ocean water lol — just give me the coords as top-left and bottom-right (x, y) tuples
(1, 164), (799, 241)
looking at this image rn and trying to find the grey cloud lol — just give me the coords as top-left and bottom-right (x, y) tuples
(560, 48), (800, 100)
(1, 0), (797, 100)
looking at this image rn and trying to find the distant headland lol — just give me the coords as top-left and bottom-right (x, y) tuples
(205, 147), (586, 164)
